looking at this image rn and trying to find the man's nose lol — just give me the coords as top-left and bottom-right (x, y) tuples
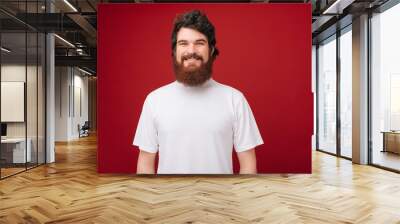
(186, 43), (196, 54)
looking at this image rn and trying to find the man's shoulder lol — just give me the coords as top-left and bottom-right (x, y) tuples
(146, 81), (177, 100)
(214, 80), (244, 99)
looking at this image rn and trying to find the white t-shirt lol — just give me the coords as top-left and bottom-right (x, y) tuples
(133, 78), (263, 174)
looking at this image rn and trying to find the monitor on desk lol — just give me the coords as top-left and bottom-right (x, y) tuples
(1, 123), (7, 138)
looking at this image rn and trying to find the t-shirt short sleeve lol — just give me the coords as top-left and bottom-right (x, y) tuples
(233, 91), (264, 152)
(132, 94), (158, 153)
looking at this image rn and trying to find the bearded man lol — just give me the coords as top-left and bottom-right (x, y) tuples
(133, 10), (263, 174)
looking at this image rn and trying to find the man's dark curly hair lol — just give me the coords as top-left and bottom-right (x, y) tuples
(171, 10), (219, 58)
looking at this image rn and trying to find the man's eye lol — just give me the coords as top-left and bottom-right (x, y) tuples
(179, 42), (188, 46)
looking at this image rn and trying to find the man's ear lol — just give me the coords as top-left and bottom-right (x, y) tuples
(210, 47), (215, 56)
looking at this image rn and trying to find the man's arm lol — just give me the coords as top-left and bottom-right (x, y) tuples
(137, 150), (157, 174)
(237, 148), (257, 174)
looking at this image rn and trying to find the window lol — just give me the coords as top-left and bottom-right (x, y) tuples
(370, 2), (400, 171)
(339, 27), (352, 158)
(317, 35), (337, 154)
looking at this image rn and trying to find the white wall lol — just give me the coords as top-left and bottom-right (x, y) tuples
(1, 65), (41, 137)
(312, 45), (316, 151)
(55, 67), (89, 141)
(1, 65), (26, 131)
(55, 66), (69, 141)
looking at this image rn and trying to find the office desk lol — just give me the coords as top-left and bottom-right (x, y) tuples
(1, 138), (32, 163)
(381, 131), (400, 154)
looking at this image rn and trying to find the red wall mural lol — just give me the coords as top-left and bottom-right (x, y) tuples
(97, 3), (313, 173)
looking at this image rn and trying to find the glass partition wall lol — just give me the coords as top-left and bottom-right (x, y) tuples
(316, 26), (353, 159)
(0, 2), (46, 179)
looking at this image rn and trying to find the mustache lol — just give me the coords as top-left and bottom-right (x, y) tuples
(181, 53), (203, 61)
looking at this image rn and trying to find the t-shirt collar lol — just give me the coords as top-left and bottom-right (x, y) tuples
(175, 77), (215, 89)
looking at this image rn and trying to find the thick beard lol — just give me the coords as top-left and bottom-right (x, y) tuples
(173, 55), (213, 86)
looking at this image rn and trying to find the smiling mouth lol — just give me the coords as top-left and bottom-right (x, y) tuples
(184, 58), (201, 65)
(182, 53), (203, 62)
(185, 58), (200, 62)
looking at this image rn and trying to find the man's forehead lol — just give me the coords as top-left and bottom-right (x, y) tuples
(177, 27), (208, 41)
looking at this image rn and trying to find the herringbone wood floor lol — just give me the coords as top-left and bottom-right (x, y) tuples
(0, 134), (400, 224)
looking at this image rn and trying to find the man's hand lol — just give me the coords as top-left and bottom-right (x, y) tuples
(237, 148), (257, 174)
(137, 150), (157, 174)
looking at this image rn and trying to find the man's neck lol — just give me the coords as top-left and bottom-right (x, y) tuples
(176, 77), (214, 88)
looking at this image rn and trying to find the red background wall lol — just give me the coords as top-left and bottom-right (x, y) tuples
(97, 3), (312, 174)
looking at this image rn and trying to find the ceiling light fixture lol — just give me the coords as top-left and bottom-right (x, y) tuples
(63, 0), (78, 12)
(323, 0), (354, 14)
(54, 34), (75, 48)
(1, 47), (11, 53)
(78, 67), (93, 76)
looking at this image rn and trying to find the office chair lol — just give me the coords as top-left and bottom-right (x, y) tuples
(79, 121), (90, 138)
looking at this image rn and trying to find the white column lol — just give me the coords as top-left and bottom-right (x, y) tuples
(45, 1), (55, 163)
(352, 14), (369, 164)
(46, 32), (55, 163)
